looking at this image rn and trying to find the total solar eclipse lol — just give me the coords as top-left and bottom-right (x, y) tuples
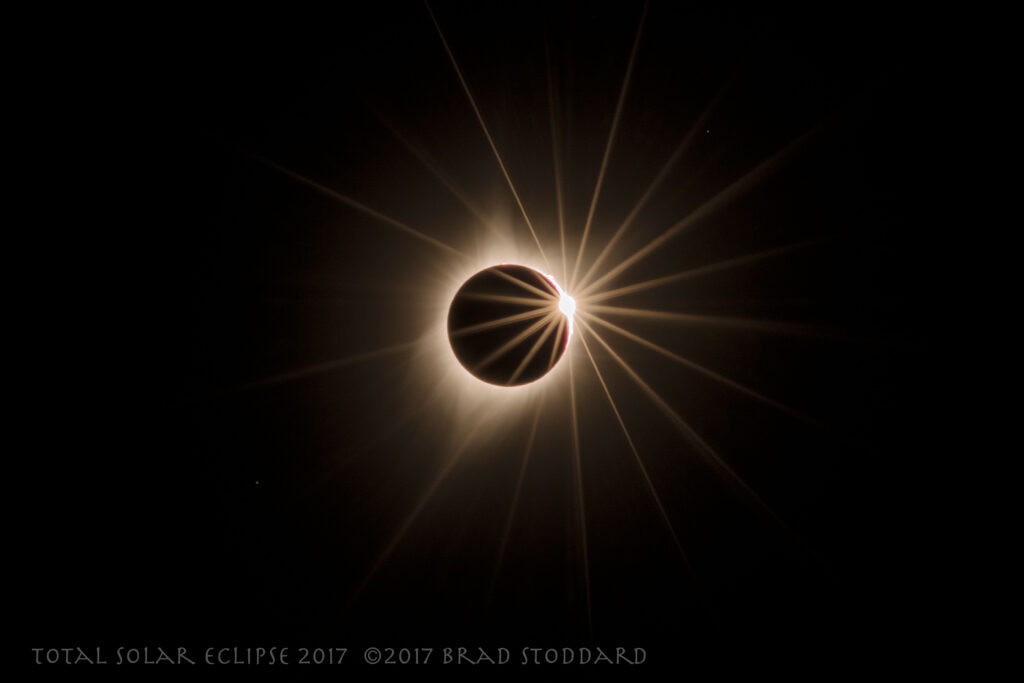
(119, 0), (923, 661)
(447, 265), (575, 386)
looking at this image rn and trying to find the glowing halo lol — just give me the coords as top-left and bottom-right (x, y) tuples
(404, 233), (579, 436)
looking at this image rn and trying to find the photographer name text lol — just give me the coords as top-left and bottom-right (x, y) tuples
(33, 645), (648, 666)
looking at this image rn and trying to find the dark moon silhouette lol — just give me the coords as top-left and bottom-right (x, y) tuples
(447, 265), (571, 386)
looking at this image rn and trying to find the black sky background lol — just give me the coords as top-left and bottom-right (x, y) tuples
(18, 2), (957, 676)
